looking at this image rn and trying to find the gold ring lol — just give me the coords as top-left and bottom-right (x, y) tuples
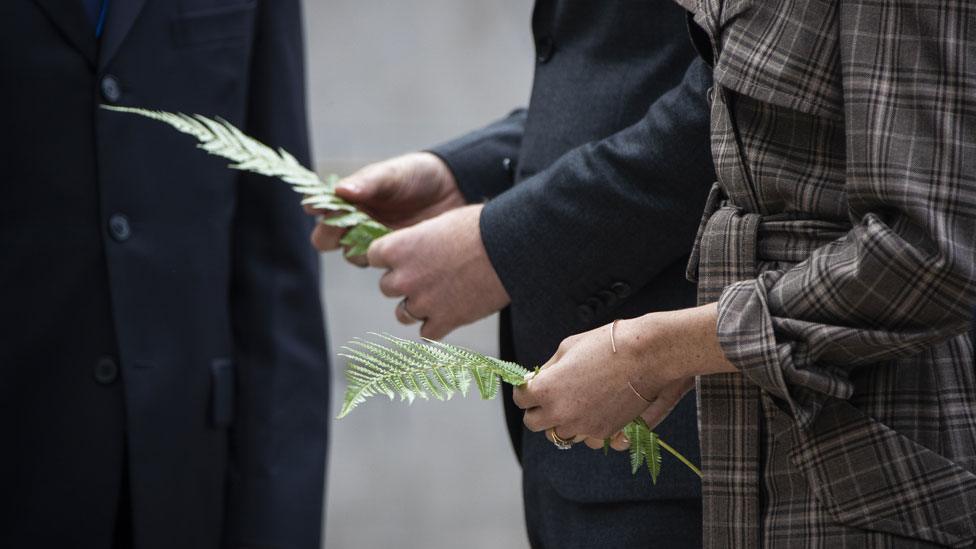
(548, 429), (575, 450)
(399, 298), (425, 323)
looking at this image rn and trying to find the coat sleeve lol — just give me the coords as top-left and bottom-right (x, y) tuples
(428, 108), (527, 203)
(715, 1), (976, 430)
(225, 1), (329, 548)
(473, 59), (715, 336)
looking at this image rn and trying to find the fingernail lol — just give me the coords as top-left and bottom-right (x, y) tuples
(338, 182), (360, 194)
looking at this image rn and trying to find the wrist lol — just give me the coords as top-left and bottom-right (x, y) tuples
(417, 152), (464, 206)
(613, 315), (685, 385)
(618, 304), (736, 390)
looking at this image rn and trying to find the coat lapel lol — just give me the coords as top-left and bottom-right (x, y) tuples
(31, 0), (97, 67)
(98, 0), (147, 71)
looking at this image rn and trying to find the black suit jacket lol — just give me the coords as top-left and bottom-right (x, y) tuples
(0, 1), (328, 548)
(431, 0), (713, 526)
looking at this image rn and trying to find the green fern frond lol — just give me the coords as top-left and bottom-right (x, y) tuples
(337, 333), (531, 419)
(102, 105), (390, 256)
(339, 334), (702, 483)
(624, 417), (662, 483)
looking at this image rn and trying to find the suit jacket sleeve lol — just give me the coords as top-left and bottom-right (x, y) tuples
(464, 59), (714, 338)
(428, 108), (527, 203)
(225, 1), (329, 548)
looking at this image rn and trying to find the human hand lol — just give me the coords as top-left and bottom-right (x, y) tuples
(580, 377), (695, 451)
(513, 320), (666, 442)
(308, 152), (465, 265)
(514, 305), (735, 443)
(365, 204), (510, 339)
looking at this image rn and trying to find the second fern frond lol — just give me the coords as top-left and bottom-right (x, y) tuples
(339, 334), (702, 484)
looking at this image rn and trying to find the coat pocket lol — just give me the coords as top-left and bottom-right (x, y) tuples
(790, 400), (976, 547)
(172, 2), (257, 48)
(210, 358), (236, 428)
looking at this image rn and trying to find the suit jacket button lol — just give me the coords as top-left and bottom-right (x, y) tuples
(536, 36), (555, 63)
(611, 282), (632, 298)
(108, 214), (131, 242)
(94, 357), (119, 385)
(576, 303), (595, 323)
(101, 75), (122, 103)
(598, 290), (619, 307)
(501, 157), (514, 180)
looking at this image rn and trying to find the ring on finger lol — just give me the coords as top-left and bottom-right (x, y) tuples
(399, 298), (425, 323)
(547, 428), (575, 450)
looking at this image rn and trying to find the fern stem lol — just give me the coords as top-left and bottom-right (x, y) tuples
(658, 438), (703, 478)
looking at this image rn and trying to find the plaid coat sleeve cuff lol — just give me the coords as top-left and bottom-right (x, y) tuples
(716, 276), (855, 430)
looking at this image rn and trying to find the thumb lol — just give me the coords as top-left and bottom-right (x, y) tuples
(336, 161), (398, 204)
(366, 231), (397, 269)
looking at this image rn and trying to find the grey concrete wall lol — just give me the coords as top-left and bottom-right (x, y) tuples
(306, 0), (535, 165)
(302, 2), (535, 548)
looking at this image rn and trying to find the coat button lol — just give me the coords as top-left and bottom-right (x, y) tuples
(576, 303), (595, 323)
(108, 214), (131, 242)
(501, 157), (514, 180)
(536, 36), (555, 63)
(611, 282), (632, 298)
(598, 290), (619, 307)
(94, 356), (119, 385)
(101, 75), (122, 103)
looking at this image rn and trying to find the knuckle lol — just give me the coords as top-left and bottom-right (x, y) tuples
(410, 294), (430, 313)
(365, 241), (383, 265)
(309, 230), (323, 250)
(556, 339), (570, 353)
(366, 163), (399, 195)
(394, 307), (412, 325)
(530, 377), (549, 401)
(556, 338), (575, 356)
(511, 389), (524, 408)
(310, 227), (337, 251)
(419, 322), (439, 340)
(379, 273), (403, 297)
(582, 421), (605, 440)
(347, 253), (369, 268)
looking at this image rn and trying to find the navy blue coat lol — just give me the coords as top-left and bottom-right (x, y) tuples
(0, 1), (328, 548)
(431, 1), (714, 547)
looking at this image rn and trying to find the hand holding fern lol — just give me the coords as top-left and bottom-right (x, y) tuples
(308, 152), (465, 263)
(515, 304), (737, 442)
(514, 320), (666, 441)
(366, 204), (510, 339)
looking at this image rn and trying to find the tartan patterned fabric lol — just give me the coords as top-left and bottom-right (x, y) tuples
(680, 0), (976, 546)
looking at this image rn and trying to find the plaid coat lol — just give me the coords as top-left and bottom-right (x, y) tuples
(676, 0), (976, 546)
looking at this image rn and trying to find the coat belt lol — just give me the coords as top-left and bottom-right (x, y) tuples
(687, 182), (850, 294)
